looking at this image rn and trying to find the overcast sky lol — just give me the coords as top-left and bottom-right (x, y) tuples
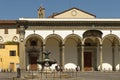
(0, 0), (120, 20)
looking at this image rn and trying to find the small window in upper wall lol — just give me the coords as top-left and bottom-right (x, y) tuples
(4, 28), (8, 34)
(0, 44), (5, 49)
(10, 50), (16, 56)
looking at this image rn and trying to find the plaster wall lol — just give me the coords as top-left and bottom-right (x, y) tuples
(54, 9), (95, 19)
(0, 45), (19, 72)
(0, 29), (19, 42)
(25, 29), (120, 40)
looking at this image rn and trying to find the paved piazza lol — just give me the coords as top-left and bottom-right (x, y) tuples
(0, 72), (120, 80)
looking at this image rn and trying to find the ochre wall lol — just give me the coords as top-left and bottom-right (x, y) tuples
(0, 45), (19, 72)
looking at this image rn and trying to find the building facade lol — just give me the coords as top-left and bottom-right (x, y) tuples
(0, 20), (19, 72)
(1, 7), (120, 72)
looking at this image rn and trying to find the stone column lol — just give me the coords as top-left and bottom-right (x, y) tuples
(99, 45), (103, 71)
(112, 45), (115, 71)
(94, 47), (97, 71)
(19, 26), (25, 77)
(60, 44), (65, 66)
(77, 44), (81, 67)
(42, 44), (46, 60)
(81, 45), (84, 72)
(19, 42), (26, 70)
(118, 45), (120, 71)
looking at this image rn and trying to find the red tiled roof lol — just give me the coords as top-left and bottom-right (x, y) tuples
(0, 20), (17, 25)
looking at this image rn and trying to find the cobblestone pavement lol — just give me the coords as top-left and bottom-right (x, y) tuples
(0, 72), (17, 80)
(0, 72), (120, 80)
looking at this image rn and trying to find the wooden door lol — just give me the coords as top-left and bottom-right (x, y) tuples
(10, 63), (14, 72)
(29, 54), (38, 71)
(84, 52), (92, 71)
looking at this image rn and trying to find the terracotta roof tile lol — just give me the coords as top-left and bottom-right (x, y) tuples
(0, 20), (17, 25)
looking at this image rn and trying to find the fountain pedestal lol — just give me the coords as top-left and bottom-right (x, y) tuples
(37, 51), (56, 72)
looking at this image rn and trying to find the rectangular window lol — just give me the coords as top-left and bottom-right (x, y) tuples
(0, 44), (5, 49)
(10, 50), (16, 56)
(4, 28), (8, 34)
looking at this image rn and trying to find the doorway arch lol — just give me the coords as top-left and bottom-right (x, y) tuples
(25, 34), (43, 70)
(102, 34), (120, 71)
(83, 29), (102, 71)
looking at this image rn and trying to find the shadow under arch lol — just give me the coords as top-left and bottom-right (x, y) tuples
(44, 34), (63, 44)
(24, 34), (44, 71)
(83, 37), (102, 45)
(64, 34), (82, 44)
(82, 29), (103, 45)
(24, 34), (44, 44)
(102, 34), (120, 71)
(44, 34), (63, 65)
(82, 36), (102, 71)
(102, 34), (120, 44)
(63, 34), (82, 67)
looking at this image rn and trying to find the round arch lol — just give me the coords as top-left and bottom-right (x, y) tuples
(44, 34), (63, 44)
(83, 29), (103, 45)
(24, 34), (44, 45)
(83, 37), (102, 45)
(102, 34), (120, 71)
(24, 34), (44, 71)
(64, 34), (82, 44)
(83, 37), (101, 71)
(102, 34), (120, 44)
(45, 34), (63, 65)
(64, 34), (82, 67)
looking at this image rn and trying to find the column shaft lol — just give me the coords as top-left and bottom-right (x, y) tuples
(42, 44), (46, 60)
(99, 45), (103, 71)
(77, 45), (81, 67)
(118, 45), (120, 71)
(60, 44), (65, 66)
(19, 42), (26, 70)
(81, 45), (84, 72)
(112, 45), (115, 71)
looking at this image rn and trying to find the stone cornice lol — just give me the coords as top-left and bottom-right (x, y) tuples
(0, 19), (120, 29)
(16, 21), (120, 28)
(17, 18), (120, 27)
